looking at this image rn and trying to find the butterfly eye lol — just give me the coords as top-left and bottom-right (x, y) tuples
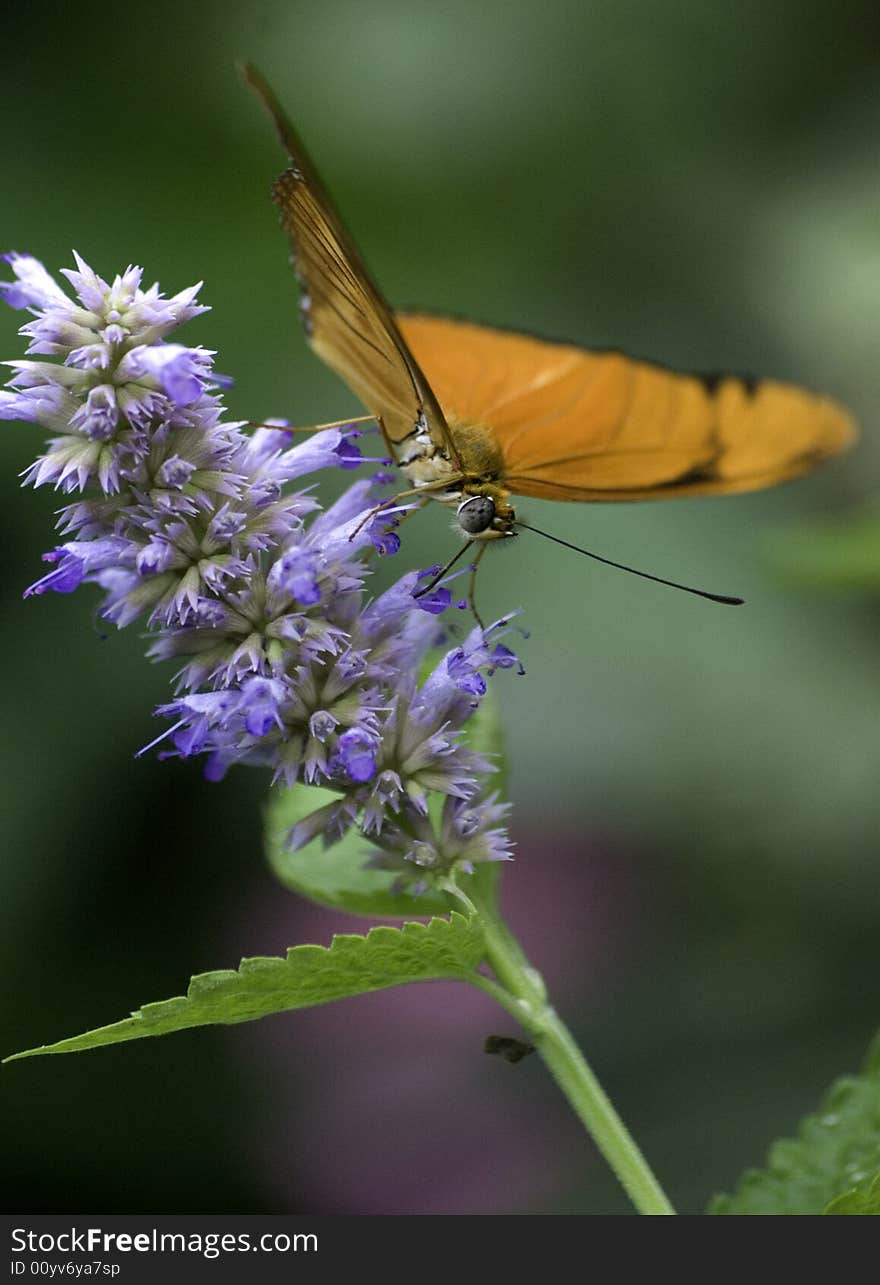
(457, 495), (496, 534)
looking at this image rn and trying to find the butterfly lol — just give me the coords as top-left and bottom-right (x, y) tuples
(242, 64), (855, 601)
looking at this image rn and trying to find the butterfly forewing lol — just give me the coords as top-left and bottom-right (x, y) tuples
(273, 171), (416, 436)
(245, 67), (855, 509)
(397, 314), (855, 500)
(243, 64), (456, 460)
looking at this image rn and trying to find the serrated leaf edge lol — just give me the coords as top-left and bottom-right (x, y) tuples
(824, 1170), (880, 1215)
(4, 913), (486, 1062)
(710, 1033), (880, 1215)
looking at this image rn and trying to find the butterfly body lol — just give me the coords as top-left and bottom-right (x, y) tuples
(392, 414), (517, 539)
(243, 63), (855, 555)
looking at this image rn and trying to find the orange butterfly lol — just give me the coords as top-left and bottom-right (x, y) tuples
(242, 65), (855, 598)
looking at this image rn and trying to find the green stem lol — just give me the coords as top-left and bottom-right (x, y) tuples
(456, 882), (675, 1216)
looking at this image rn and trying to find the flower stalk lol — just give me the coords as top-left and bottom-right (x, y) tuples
(461, 885), (676, 1215)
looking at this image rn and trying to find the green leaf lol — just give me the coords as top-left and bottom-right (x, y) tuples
(764, 508), (880, 591)
(265, 784), (455, 918)
(265, 684), (509, 918)
(4, 913), (486, 1060)
(710, 1031), (880, 1214)
(824, 1171), (880, 1215)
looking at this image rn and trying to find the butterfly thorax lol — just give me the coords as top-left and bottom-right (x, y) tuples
(399, 415), (516, 539)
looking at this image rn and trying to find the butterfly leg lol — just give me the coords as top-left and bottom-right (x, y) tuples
(360, 502), (423, 563)
(467, 543), (489, 630)
(376, 414), (400, 464)
(247, 414), (377, 433)
(346, 474), (467, 541)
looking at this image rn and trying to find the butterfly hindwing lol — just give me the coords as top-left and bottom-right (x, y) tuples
(397, 313), (855, 500)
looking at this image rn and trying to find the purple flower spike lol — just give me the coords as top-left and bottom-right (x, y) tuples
(7, 252), (524, 890)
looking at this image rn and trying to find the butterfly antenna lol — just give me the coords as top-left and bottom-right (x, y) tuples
(515, 522), (744, 606)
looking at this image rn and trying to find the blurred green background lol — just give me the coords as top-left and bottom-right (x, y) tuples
(2, 0), (879, 1215)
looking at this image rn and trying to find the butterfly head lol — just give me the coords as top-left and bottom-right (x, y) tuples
(455, 485), (516, 540)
